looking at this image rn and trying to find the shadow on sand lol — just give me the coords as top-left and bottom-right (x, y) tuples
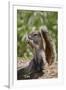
(17, 66), (44, 80)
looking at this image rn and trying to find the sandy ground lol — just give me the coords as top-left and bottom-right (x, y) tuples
(17, 59), (58, 79)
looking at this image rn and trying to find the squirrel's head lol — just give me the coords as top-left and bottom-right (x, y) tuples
(26, 28), (46, 50)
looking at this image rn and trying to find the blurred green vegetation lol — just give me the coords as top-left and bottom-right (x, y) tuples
(17, 10), (58, 60)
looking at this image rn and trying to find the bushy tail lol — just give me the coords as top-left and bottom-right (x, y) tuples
(40, 26), (56, 65)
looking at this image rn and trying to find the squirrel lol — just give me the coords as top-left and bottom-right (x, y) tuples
(26, 26), (56, 73)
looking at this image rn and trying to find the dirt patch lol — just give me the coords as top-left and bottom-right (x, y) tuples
(17, 59), (58, 80)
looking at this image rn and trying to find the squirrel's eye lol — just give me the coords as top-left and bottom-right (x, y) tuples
(34, 34), (37, 36)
